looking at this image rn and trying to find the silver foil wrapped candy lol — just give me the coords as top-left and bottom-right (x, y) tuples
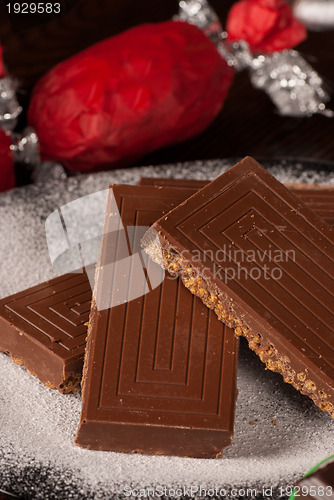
(221, 41), (334, 117)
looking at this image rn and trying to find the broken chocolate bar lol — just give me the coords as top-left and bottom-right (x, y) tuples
(142, 157), (334, 417)
(0, 270), (92, 393)
(75, 185), (239, 458)
(139, 177), (334, 226)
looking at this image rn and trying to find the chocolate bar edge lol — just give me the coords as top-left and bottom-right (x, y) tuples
(0, 313), (83, 393)
(76, 185), (239, 457)
(0, 272), (91, 394)
(142, 158), (334, 418)
(76, 419), (232, 458)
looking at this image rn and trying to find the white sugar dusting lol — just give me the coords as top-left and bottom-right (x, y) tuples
(0, 159), (334, 499)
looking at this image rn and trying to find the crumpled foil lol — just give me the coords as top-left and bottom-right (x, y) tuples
(177, 0), (333, 117)
(0, 77), (22, 131)
(10, 127), (40, 166)
(10, 125), (68, 183)
(0, 77), (67, 184)
(250, 49), (333, 117)
(174, 0), (223, 44)
(1, 0), (332, 191)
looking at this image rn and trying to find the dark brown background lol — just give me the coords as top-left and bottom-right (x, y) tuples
(0, 0), (333, 175)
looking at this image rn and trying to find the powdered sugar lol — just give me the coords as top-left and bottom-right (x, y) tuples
(0, 159), (333, 499)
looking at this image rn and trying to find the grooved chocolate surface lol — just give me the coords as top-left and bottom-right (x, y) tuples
(143, 157), (334, 415)
(0, 270), (92, 392)
(294, 459), (334, 499)
(75, 185), (239, 458)
(139, 177), (334, 227)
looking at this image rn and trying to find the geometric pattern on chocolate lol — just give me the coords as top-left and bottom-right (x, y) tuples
(0, 272), (91, 355)
(100, 275), (232, 419)
(83, 186), (238, 429)
(172, 174), (334, 378)
(147, 158), (334, 410)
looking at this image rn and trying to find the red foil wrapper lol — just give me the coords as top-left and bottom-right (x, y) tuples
(226, 0), (307, 53)
(0, 45), (5, 77)
(28, 21), (233, 172)
(0, 130), (15, 192)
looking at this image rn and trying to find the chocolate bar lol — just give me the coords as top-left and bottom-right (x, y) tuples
(143, 157), (334, 416)
(0, 270), (92, 393)
(139, 177), (334, 226)
(291, 457), (334, 499)
(75, 185), (239, 457)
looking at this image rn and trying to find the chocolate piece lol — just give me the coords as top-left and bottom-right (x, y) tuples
(0, 270), (92, 393)
(139, 177), (334, 226)
(75, 185), (239, 457)
(287, 184), (334, 227)
(292, 457), (334, 499)
(143, 157), (334, 417)
(0, 0), (180, 90)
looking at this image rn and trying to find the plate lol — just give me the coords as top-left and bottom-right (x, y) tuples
(0, 158), (333, 500)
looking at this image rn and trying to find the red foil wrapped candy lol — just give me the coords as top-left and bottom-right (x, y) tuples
(28, 21), (233, 172)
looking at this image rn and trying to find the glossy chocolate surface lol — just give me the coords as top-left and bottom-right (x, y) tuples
(139, 177), (334, 226)
(143, 157), (334, 415)
(0, 270), (91, 392)
(294, 459), (334, 499)
(75, 185), (239, 457)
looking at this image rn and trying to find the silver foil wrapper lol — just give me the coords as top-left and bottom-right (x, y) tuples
(10, 127), (68, 183)
(0, 77), (22, 131)
(175, 0), (223, 44)
(10, 127), (40, 166)
(221, 41), (334, 117)
(177, 0), (333, 117)
(250, 49), (333, 117)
